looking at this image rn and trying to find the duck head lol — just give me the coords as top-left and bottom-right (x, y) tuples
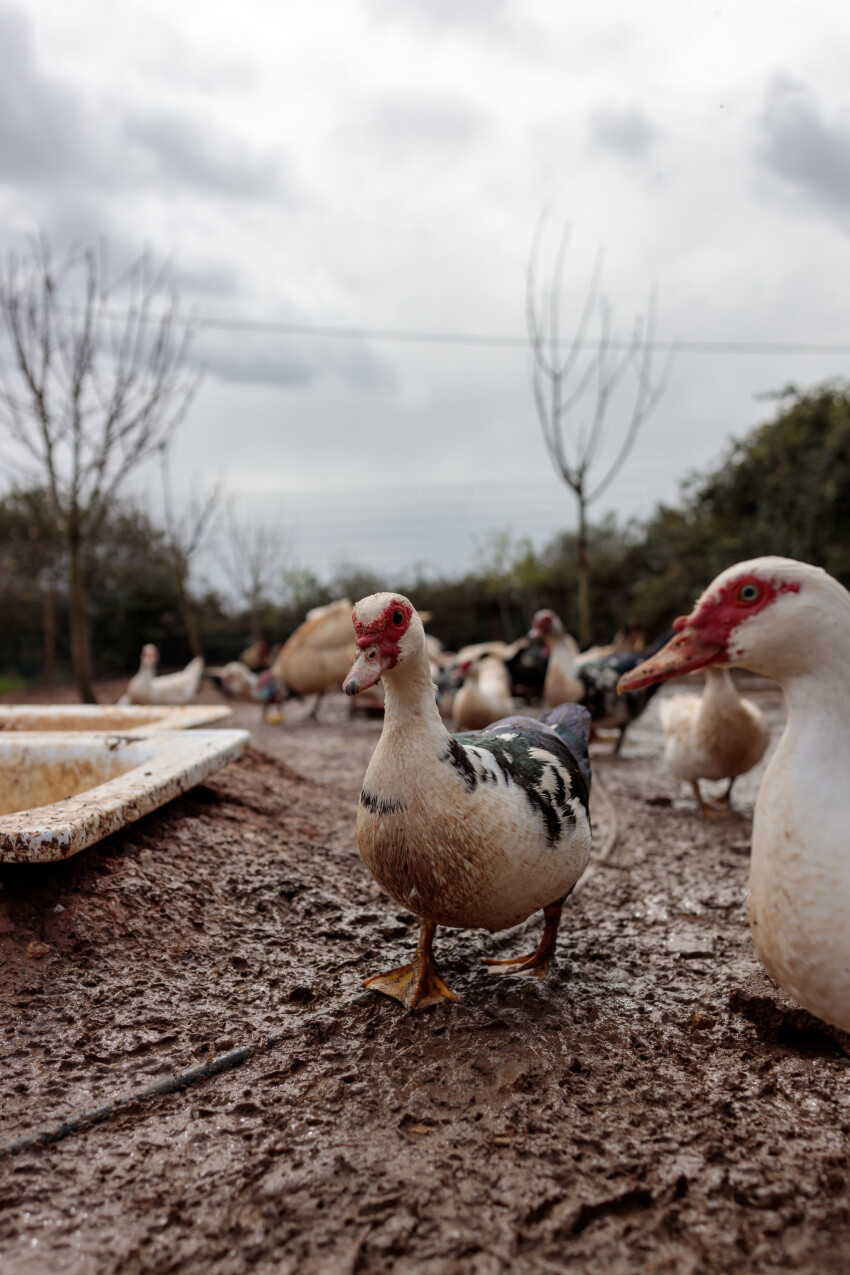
(617, 556), (848, 692)
(529, 609), (563, 644)
(141, 644), (159, 670)
(344, 593), (423, 695)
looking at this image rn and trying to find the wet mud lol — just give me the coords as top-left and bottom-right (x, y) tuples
(2, 684), (850, 1273)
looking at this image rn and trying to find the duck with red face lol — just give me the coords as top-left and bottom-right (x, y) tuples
(618, 556), (850, 1035)
(343, 592), (593, 1012)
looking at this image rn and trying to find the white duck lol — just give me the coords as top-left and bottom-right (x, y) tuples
(531, 610), (583, 707)
(618, 556), (850, 1034)
(658, 667), (770, 816)
(452, 654), (515, 731)
(119, 645), (204, 706)
(344, 593), (593, 1011)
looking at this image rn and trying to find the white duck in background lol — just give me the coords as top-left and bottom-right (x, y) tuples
(119, 645), (204, 706)
(452, 654), (515, 731)
(206, 660), (258, 701)
(344, 593), (592, 1011)
(531, 610), (583, 707)
(658, 667), (770, 816)
(531, 609), (664, 751)
(618, 556), (850, 1034)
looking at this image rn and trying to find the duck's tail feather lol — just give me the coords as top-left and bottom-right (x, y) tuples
(540, 703), (592, 793)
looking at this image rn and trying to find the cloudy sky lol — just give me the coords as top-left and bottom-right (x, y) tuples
(2, 0), (850, 582)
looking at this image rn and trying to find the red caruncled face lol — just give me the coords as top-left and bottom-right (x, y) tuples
(353, 599), (413, 670)
(676, 573), (801, 655)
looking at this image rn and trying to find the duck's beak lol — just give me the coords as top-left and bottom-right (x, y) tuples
(617, 627), (724, 693)
(343, 646), (393, 695)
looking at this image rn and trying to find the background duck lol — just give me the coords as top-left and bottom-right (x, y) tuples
(658, 666), (770, 816)
(344, 592), (592, 1011)
(268, 598), (356, 720)
(530, 609), (665, 751)
(119, 645), (204, 706)
(451, 653), (515, 731)
(618, 556), (850, 1034)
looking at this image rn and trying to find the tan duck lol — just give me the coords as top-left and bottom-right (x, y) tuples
(658, 667), (770, 815)
(452, 654), (515, 731)
(268, 599), (356, 719)
(344, 593), (593, 1011)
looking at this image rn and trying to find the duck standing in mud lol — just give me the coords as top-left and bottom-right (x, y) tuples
(343, 593), (593, 1011)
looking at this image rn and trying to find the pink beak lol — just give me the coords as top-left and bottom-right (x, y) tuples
(617, 627), (724, 693)
(343, 646), (394, 696)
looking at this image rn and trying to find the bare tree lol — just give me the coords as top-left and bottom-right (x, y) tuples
(159, 445), (220, 658)
(220, 505), (285, 642)
(0, 237), (200, 700)
(526, 217), (675, 646)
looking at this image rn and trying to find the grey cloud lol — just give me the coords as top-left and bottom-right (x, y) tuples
(366, 95), (486, 160)
(366, 0), (511, 33)
(121, 111), (282, 200)
(758, 75), (850, 212)
(588, 106), (658, 158)
(197, 329), (395, 394)
(0, 7), (94, 184)
(0, 6), (286, 205)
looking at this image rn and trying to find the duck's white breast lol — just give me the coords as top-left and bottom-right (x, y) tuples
(357, 743), (591, 932)
(749, 724), (850, 1032)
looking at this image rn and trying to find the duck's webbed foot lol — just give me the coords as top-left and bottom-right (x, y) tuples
(693, 780), (735, 819)
(363, 921), (459, 1011)
(483, 898), (564, 979)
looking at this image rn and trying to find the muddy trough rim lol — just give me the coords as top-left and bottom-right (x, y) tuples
(0, 704), (234, 732)
(0, 729), (249, 864)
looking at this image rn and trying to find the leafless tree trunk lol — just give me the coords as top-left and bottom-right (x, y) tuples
(42, 586), (56, 685)
(220, 506), (285, 642)
(160, 446), (220, 659)
(0, 236), (200, 701)
(67, 526), (94, 700)
(526, 216), (676, 645)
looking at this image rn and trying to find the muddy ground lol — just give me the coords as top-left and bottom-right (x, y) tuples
(2, 680), (850, 1274)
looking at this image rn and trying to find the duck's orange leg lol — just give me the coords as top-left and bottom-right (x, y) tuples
(363, 921), (459, 1011)
(693, 779), (734, 819)
(483, 898), (564, 979)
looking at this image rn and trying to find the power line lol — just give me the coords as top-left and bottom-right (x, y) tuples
(52, 305), (850, 355)
(192, 314), (850, 356)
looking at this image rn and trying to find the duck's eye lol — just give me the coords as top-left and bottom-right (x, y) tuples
(738, 583), (760, 604)
(392, 609), (403, 625)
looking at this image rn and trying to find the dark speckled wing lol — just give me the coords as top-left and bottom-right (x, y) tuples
(579, 651), (661, 724)
(450, 705), (591, 842)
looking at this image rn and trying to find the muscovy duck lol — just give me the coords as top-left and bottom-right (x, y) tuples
(119, 646), (204, 706)
(344, 593), (592, 1011)
(530, 610), (666, 751)
(618, 556), (850, 1033)
(658, 666), (770, 816)
(452, 654), (515, 730)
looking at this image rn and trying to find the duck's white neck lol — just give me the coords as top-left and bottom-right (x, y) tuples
(381, 653), (449, 744)
(548, 632), (577, 675)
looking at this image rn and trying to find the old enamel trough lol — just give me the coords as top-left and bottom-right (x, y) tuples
(0, 704), (233, 732)
(0, 729), (248, 863)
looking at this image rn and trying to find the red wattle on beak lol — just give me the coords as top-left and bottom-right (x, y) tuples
(617, 628), (725, 694)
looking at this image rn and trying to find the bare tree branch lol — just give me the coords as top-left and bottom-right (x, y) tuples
(525, 218), (676, 643)
(0, 234), (202, 699)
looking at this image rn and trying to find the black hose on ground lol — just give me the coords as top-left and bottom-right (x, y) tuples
(0, 1028), (295, 1162)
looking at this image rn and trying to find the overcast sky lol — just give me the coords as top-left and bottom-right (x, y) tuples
(2, 0), (850, 583)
